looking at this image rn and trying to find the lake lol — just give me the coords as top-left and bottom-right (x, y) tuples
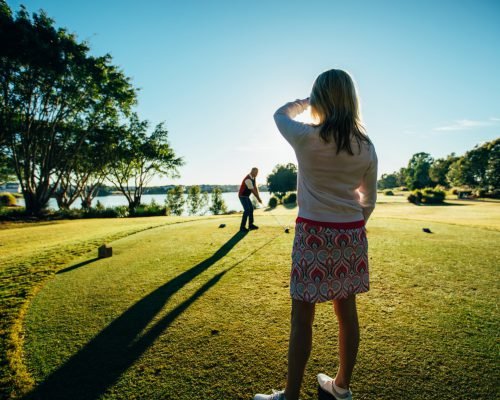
(16, 192), (272, 214)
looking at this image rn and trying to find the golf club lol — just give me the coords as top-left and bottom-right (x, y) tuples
(268, 208), (291, 234)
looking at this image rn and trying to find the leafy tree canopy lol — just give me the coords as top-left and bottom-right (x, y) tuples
(267, 163), (297, 199)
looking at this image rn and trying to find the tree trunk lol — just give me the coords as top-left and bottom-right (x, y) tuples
(81, 197), (92, 210)
(23, 190), (49, 216)
(55, 192), (70, 210)
(80, 176), (106, 211)
(128, 198), (141, 214)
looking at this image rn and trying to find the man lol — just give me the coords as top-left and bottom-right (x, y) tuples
(238, 167), (262, 232)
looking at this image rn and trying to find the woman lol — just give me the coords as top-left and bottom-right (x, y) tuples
(254, 69), (377, 400)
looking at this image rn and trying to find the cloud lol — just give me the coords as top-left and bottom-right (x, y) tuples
(434, 117), (500, 131)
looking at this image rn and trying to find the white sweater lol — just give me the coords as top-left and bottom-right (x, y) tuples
(274, 99), (378, 223)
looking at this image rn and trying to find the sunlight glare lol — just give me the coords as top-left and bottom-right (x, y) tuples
(294, 106), (316, 124)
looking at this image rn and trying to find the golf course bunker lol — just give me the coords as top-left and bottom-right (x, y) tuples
(22, 212), (500, 399)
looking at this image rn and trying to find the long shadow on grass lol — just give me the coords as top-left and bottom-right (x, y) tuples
(414, 202), (468, 207)
(56, 258), (99, 274)
(24, 231), (248, 400)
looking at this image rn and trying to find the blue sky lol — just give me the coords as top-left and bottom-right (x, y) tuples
(8, 0), (500, 185)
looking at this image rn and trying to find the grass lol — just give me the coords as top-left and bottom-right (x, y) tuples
(1, 198), (499, 399)
(375, 193), (500, 230)
(0, 216), (202, 398)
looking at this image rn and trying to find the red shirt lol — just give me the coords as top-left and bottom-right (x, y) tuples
(238, 174), (255, 197)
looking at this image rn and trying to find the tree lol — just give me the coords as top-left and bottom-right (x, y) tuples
(108, 115), (184, 213)
(446, 158), (470, 188)
(50, 120), (130, 213)
(0, 151), (15, 184)
(165, 185), (185, 216)
(72, 125), (120, 210)
(79, 170), (111, 211)
(201, 191), (210, 215)
(54, 175), (79, 210)
(267, 163), (297, 199)
(485, 138), (500, 189)
(405, 153), (433, 190)
(447, 139), (498, 189)
(377, 168), (408, 189)
(467, 144), (490, 187)
(397, 167), (408, 187)
(187, 185), (203, 215)
(429, 153), (459, 187)
(377, 173), (399, 189)
(209, 187), (227, 215)
(0, 3), (136, 215)
(54, 134), (115, 210)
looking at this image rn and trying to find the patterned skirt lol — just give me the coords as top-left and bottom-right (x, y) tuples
(290, 217), (369, 303)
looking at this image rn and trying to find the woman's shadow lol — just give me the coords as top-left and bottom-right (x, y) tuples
(24, 231), (248, 400)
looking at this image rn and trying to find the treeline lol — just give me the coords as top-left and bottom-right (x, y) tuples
(0, 2), (182, 216)
(378, 138), (499, 196)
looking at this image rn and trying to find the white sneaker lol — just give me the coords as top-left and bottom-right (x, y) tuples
(253, 389), (286, 400)
(317, 373), (353, 400)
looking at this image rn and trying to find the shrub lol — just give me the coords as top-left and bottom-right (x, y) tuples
(0, 192), (17, 207)
(113, 206), (131, 218)
(283, 192), (297, 205)
(421, 188), (446, 204)
(131, 201), (167, 217)
(0, 206), (27, 220)
(458, 190), (474, 199)
(84, 206), (129, 218)
(407, 192), (419, 204)
(475, 188), (487, 198)
(268, 196), (279, 208)
(209, 187), (227, 215)
(434, 192), (446, 203)
(407, 189), (423, 204)
(166, 186), (185, 216)
(434, 185), (447, 192)
(187, 185), (203, 215)
(423, 189), (446, 204)
(487, 189), (500, 199)
(95, 200), (105, 210)
(56, 208), (83, 219)
(384, 190), (394, 196)
(409, 188), (445, 204)
(200, 192), (210, 215)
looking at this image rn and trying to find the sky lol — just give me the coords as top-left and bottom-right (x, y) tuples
(8, 0), (500, 185)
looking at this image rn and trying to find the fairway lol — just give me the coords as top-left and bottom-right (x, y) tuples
(10, 199), (498, 399)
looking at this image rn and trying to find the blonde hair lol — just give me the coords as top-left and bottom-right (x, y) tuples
(310, 69), (370, 154)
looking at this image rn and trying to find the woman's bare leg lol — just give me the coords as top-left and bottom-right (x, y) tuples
(284, 299), (316, 400)
(333, 294), (359, 389)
